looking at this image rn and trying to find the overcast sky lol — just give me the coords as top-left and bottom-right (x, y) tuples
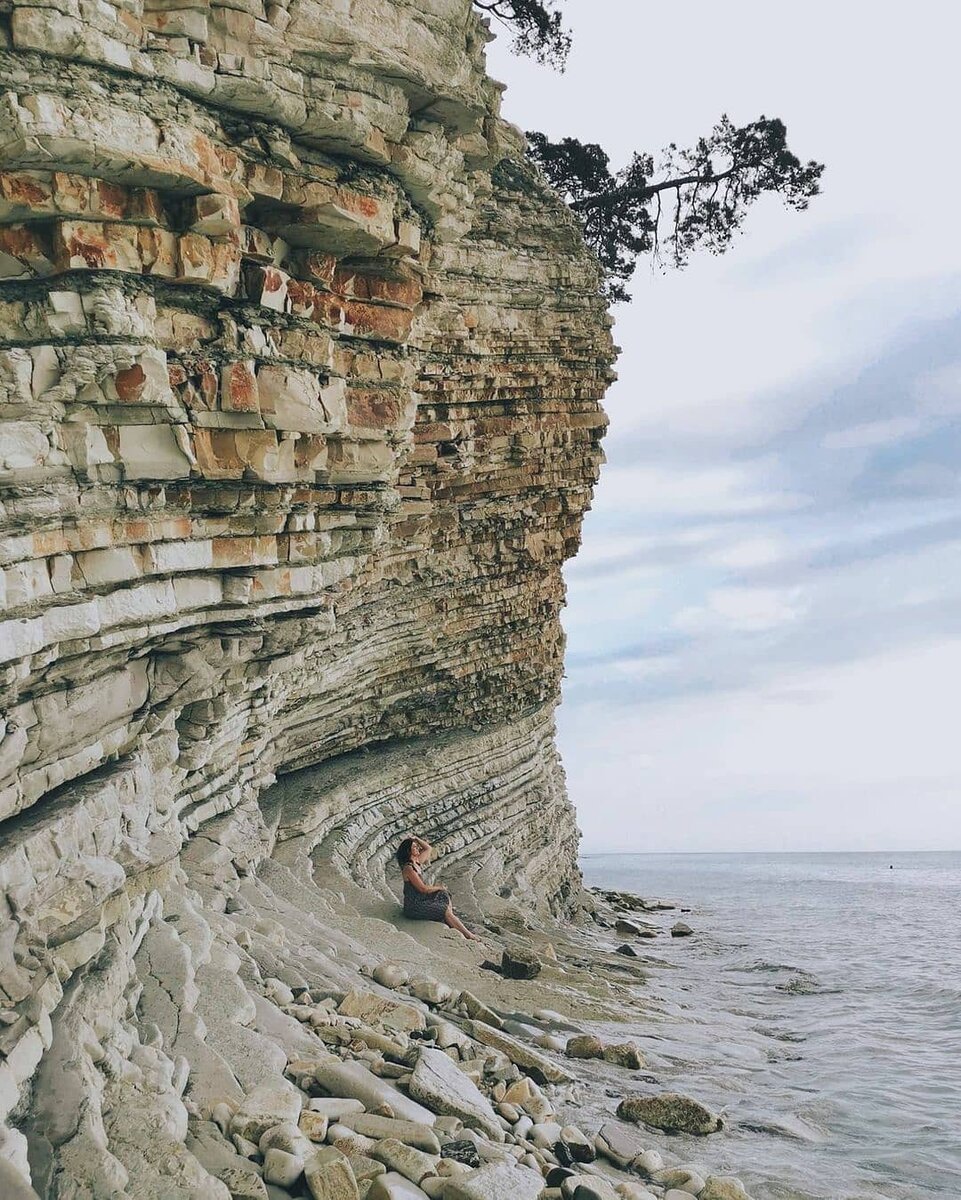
(486, 0), (961, 852)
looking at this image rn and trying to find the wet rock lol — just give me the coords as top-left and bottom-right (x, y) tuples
(616, 944), (639, 957)
(565, 1034), (605, 1060)
(700, 1179), (753, 1200)
(602, 1042), (646, 1070)
(559, 1125), (596, 1163)
(654, 1166), (706, 1194)
(439, 1140), (481, 1169)
(501, 947), (542, 980)
(617, 1094), (722, 1135)
(631, 1148), (665, 1175)
(671, 923), (693, 938)
(594, 1121), (646, 1169)
(466, 1021), (573, 1084)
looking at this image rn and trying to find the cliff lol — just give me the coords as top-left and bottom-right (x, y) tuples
(0, 0), (615, 1193)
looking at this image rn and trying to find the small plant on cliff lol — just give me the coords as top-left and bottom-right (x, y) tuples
(475, 1), (824, 301)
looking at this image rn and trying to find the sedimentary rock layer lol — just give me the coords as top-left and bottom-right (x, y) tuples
(0, 0), (614, 1190)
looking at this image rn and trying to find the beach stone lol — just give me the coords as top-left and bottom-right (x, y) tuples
(616, 944), (639, 957)
(231, 1081), (303, 1142)
(565, 1035), (605, 1061)
(312, 1059), (434, 1123)
(572, 1182), (620, 1200)
(218, 1165), (269, 1200)
(370, 1138), (438, 1185)
(466, 1021), (573, 1084)
(615, 1187), (658, 1200)
(260, 1122), (313, 1159)
(340, 1114), (440, 1153)
(440, 1140), (481, 1169)
(547, 1166), (577, 1186)
(263, 1147), (305, 1188)
(300, 1111), (330, 1142)
(595, 1122), (645, 1169)
(534, 1032), (568, 1052)
(408, 1047), (503, 1140)
(666, 1192), (700, 1200)
(366, 1174), (430, 1199)
(602, 1042), (646, 1070)
(654, 1167), (706, 1194)
(409, 978), (452, 1006)
(700, 1179), (752, 1200)
(671, 923), (693, 938)
(310, 1099), (367, 1120)
(560, 1126), (596, 1163)
(346, 1154), (386, 1184)
(439, 1162), (543, 1199)
(304, 1147), (360, 1199)
(529, 1121), (563, 1148)
(457, 992), (504, 1028)
(373, 964), (410, 990)
(617, 1094), (721, 1136)
(615, 919), (644, 936)
(339, 990), (426, 1033)
(632, 1149), (664, 1175)
(501, 947), (542, 980)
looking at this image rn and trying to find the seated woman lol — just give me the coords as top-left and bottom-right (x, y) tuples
(396, 836), (480, 941)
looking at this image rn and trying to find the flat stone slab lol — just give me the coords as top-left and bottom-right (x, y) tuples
(312, 1058), (435, 1125)
(440, 1162), (544, 1200)
(465, 1020), (573, 1084)
(408, 1047), (503, 1141)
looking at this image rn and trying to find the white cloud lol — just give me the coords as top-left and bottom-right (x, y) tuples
(822, 417), (923, 450)
(673, 585), (802, 634)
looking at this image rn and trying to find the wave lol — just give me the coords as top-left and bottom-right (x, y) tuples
(730, 959), (801, 974)
(775, 971), (842, 996)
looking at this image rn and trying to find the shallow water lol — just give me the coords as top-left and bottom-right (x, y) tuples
(580, 851), (961, 1200)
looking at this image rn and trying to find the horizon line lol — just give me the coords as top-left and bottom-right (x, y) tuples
(578, 847), (959, 856)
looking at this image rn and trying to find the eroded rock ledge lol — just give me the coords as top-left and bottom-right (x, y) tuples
(0, 0), (615, 1191)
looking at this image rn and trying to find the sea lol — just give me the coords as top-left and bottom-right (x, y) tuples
(579, 851), (961, 1200)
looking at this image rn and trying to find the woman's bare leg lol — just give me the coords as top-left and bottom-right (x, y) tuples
(444, 904), (480, 940)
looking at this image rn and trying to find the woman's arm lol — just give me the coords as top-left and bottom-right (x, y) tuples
(402, 865), (445, 895)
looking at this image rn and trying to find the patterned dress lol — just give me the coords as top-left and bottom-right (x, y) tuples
(402, 863), (450, 922)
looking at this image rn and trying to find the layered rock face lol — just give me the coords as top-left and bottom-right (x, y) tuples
(0, 0), (613, 1191)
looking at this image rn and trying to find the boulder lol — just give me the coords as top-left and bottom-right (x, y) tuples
(671, 923), (693, 938)
(440, 1140), (481, 1168)
(339, 990), (426, 1033)
(373, 964), (410, 990)
(501, 947), (542, 980)
(409, 978), (452, 1006)
(700, 1179), (753, 1200)
(230, 1081), (303, 1142)
(602, 1042), (645, 1070)
(595, 1121), (646, 1169)
(617, 1094), (721, 1135)
(408, 1047), (503, 1141)
(565, 1034), (605, 1061)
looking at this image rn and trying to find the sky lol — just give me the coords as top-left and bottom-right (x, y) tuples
(485, 0), (961, 852)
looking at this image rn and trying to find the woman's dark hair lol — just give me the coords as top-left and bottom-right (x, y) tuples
(396, 837), (416, 867)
